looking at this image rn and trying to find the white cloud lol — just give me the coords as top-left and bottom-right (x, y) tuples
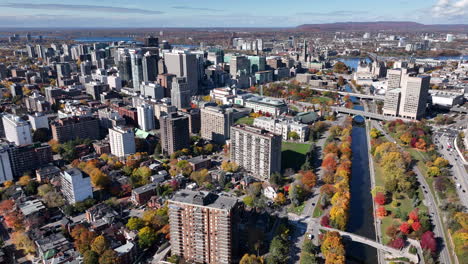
(432, 0), (468, 19)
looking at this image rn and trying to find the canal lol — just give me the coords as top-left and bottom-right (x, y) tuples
(344, 94), (378, 263)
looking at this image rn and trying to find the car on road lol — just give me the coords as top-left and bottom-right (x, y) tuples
(308, 234), (314, 240)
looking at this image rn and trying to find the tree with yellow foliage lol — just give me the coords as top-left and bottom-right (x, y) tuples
(321, 231), (345, 264)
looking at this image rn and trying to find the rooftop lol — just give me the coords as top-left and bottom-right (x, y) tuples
(170, 190), (238, 210)
(19, 199), (46, 216)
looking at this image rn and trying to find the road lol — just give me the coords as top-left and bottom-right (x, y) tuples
(372, 121), (451, 264)
(433, 131), (468, 207)
(366, 121), (385, 264)
(288, 115), (346, 263)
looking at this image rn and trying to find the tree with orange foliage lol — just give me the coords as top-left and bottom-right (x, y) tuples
(374, 192), (386, 206)
(322, 153), (337, 173)
(400, 222), (411, 234)
(409, 209), (419, 222)
(324, 143), (339, 155)
(5, 211), (24, 230)
(412, 221), (421, 231)
(415, 138), (426, 150)
(274, 192), (287, 205)
(71, 225), (97, 254)
(301, 170), (317, 188)
(376, 206), (387, 218)
(321, 231), (345, 264)
(0, 199), (15, 216)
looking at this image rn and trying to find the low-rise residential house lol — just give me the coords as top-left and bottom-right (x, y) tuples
(18, 199), (48, 229)
(36, 166), (61, 183)
(131, 182), (158, 205)
(115, 241), (137, 264)
(187, 156), (211, 171)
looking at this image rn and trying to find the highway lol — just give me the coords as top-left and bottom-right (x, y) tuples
(372, 121), (452, 264)
(433, 131), (468, 208)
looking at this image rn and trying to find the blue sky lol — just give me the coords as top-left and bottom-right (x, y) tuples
(0, 0), (466, 27)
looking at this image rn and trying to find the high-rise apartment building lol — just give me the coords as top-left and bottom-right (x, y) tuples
(160, 112), (190, 155)
(200, 106), (234, 144)
(137, 103), (155, 131)
(230, 125), (282, 180)
(2, 114), (33, 146)
(399, 75), (430, 120)
(164, 52), (199, 94)
(157, 73), (176, 97)
(3, 142), (52, 179)
(118, 53), (132, 82)
(51, 117), (100, 143)
(60, 168), (93, 204)
(142, 51), (158, 82)
(144, 36), (159, 47)
(168, 190), (239, 264)
(109, 126), (136, 158)
(130, 50), (143, 90)
(382, 88), (401, 116)
(229, 55), (250, 77)
(171, 77), (191, 109)
(386, 69), (403, 90)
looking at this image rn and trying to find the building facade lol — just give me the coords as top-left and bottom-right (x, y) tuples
(399, 75), (430, 120)
(109, 127), (136, 158)
(168, 190), (238, 264)
(200, 106), (234, 144)
(2, 114), (32, 146)
(60, 168), (93, 204)
(137, 103), (155, 131)
(383, 88), (401, 116)
(51, 117), (100, 143)
(160, 112), (190, 155)
(230, 125), (282, 179)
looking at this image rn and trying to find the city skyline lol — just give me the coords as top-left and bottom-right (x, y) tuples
(0, 0), (466, 28)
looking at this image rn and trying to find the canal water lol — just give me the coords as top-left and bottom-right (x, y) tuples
(345, 103), (378, 263)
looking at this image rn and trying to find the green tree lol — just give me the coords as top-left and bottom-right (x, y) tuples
(99, 249), (119, 264)
(138, 226), (157, 248)
(126, 217), (145, 231)
(190, 169), (209, 186)
(266, 234), (290, 264)
(43, 191), (65, 208)
(243, 196), (254, 207)
(269, 172), (283, 186)
(287, 131), (300, 141)
(37, 184), (53, 196)
(83, 250), (99, 264)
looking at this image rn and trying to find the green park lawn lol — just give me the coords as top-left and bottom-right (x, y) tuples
(281, 142), (312, 171)
(235, 116), (255, 125)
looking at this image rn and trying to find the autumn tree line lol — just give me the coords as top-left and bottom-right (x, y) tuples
(319, 118), (353, 231)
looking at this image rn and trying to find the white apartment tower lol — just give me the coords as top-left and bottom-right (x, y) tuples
(60, 168), (93, 204)
(200, 106), (233, 144)
(2, 114), (33, 146)
(386, 69), (403, 90)
(383, 88), (401, 116)
(137, 103), (155, 131)
(109, 126), (136, 157)
(399, 75), (430, 120)
(230, 125), (282, 180)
